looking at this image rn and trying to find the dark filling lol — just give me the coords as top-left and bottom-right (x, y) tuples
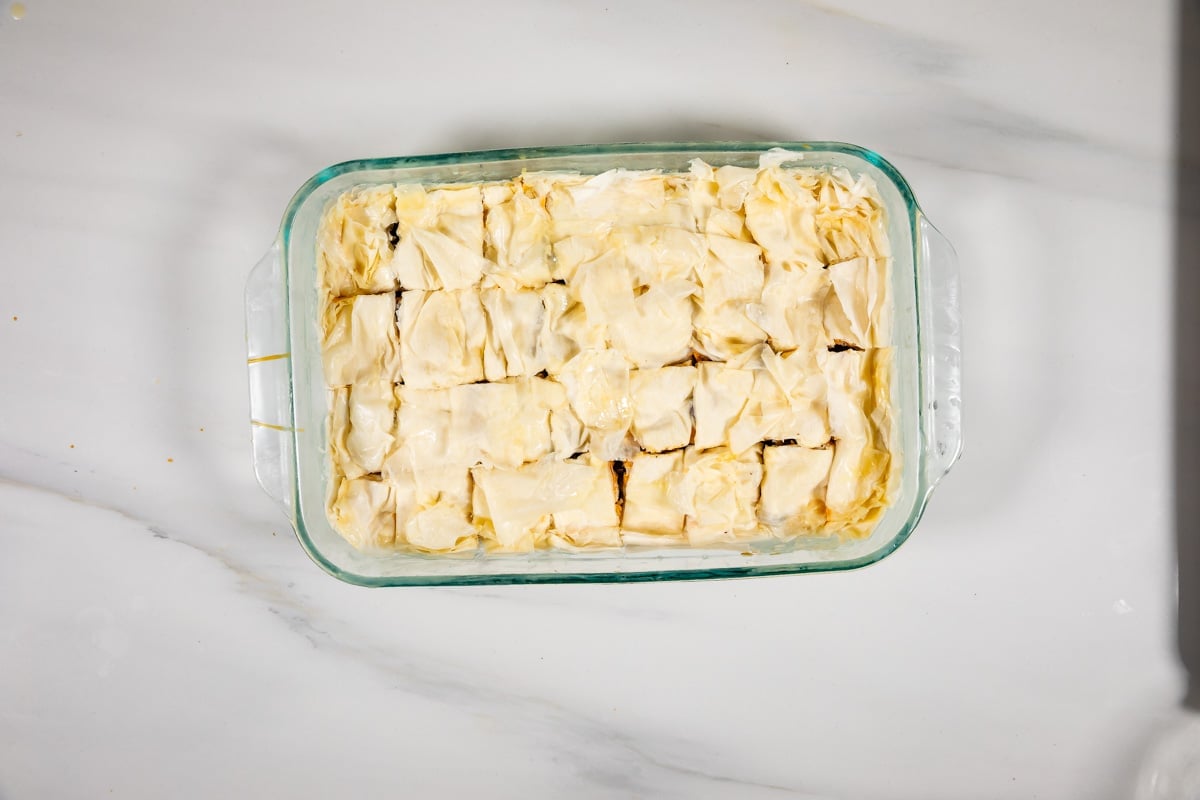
(386, 222), (400, 248)
(611, 460), (628, 507)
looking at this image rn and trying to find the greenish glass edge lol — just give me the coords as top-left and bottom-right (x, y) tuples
(276, 141), (933, 587)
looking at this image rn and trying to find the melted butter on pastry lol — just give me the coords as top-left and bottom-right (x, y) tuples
(390, 185), (489, 290)
(329, 380), (396, 479)
(757, 347), (829, 446)
(470, 464), (551, 551)
(687, 160), (756, 238)
(328, 476), (396, 550)
(569, 248), (696, 368)
(743, 167), (824, 269)
(693, 362), (755, 450)
(383, 385), (450, 480)
(629, 366), (696, 453)
(396, 289), (486, 388)
(385, 378), (579, 474)
(482, 180), (554, 289)
(819, 348), (894, 534)
(472, 458), (619, 551)
(551, 234), (609, 283)
(671, 445), (763, 544)
(329, 387), (354, 476)
(726, 346), (829, 453)
(759, 444), (833, 535)
(479, 288), (547, 380)
(448, 380), (554, 469)
(557, 349), (636, 460)
(391, 467), (477, 553)
(537, 282), (584, 375)
(321, 293), (401, 387)
(548, 456), (622, 548)
(555, 225), (702, 304)
(570, 250), (636, 340)
(695, 348), (829, 454)
(611, 279), (696, 368)
(402, 501), (478, 552)
(617, 225), (705, 286)
(693, 234), (767, 361)
(548, 169), (693, 238)
(824, 256), (891, 349)
(714, 165), (758, 213)
(529, 375), (587, 458)
(318, 185), (399, 296)
(746, 262), (829, 354)
(622, 451), (687, 537)
(321, 157), (895, 553)
(814, 169), (890, 264)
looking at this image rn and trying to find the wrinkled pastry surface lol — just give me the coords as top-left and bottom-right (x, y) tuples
(319, 152), (896, 552)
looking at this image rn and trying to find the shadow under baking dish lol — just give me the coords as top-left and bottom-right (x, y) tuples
(245, 142), (962, 586)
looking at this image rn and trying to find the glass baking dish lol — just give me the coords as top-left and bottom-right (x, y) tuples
(245, 142), (961, 586)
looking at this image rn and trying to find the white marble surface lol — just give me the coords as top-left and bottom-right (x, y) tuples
(0, 1), (1188, 797)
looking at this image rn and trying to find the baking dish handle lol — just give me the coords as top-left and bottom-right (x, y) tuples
(245, 244), (296, 515)
(918, 215), (963, 485)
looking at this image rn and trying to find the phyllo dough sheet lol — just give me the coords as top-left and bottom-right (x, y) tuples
(319, 153), (895, 552)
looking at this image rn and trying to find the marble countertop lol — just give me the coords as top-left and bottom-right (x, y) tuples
(1, 1), (1190, 797)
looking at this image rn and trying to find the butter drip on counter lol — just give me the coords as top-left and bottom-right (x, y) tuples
(320, 151), (895, 553)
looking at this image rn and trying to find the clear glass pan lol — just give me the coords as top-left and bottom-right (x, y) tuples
(246, 142), (962, 586)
